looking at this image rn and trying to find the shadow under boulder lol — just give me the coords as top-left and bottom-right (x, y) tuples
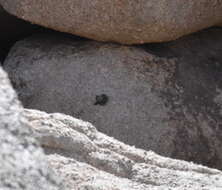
(3, 28), (222, 170)
(0, 5), (69, 62)
(0, 6), (40, 61)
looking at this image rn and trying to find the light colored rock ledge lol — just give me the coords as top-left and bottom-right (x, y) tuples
(24, 109), (222, 190)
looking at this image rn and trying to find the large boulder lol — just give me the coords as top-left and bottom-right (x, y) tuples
(24, 108), (222, 190)
(0, 66), (65, 189)
(0, 0), (222, 44)
(4, 28), (222, 169)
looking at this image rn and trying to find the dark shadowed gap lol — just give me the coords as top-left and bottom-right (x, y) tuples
(0, 6), (86, 63)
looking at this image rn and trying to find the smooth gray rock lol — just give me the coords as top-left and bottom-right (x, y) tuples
(0, 66), (65, 190)
(24, 108), (222, 190)
(4, 28), (222, 169)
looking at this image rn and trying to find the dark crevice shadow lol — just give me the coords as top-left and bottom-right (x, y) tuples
(0, 6), (86, 63)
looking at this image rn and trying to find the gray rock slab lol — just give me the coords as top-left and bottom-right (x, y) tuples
(4, 29), (222, 169)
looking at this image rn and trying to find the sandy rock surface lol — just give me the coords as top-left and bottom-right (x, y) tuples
(1, 0), (222, 44)
(4, 28), (222, 169)
(24, 108), (222, 190)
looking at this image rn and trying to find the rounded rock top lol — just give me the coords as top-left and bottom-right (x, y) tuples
(1, 0), (222, 44)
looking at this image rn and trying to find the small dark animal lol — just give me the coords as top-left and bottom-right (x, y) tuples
(94, 94), (109, 106)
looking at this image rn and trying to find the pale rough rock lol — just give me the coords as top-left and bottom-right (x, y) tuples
(0, 0), (222, 44)
(0, 66), (65, 189)
(4, 30), (222, 169)
(24, 108), (222, 190)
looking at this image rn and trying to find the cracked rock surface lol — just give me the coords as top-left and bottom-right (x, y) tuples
(0, 0), (222, 44)
(24, 108), (222, 190)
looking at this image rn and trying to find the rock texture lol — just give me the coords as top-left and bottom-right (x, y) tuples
(0, 66), (65, 189)
(4, 28), (222, 169)
(1, 0), (222, 44)
(24, 108), (222, 190)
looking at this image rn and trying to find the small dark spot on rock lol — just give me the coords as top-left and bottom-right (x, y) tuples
(94, 94), (109, 106)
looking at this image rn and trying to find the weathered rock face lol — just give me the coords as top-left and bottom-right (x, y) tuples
(1, 0), (222, 44)
(0, 66), (65, 189)
(24, 108), (222, 190)
(4, 28), (222, 169)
